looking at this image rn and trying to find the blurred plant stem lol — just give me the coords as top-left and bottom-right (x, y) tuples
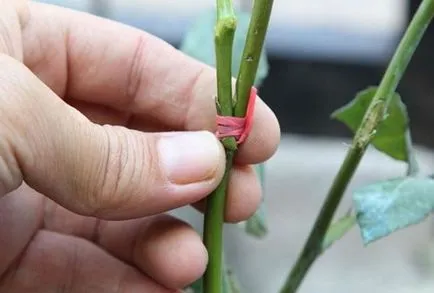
(279, 0), (434, 292)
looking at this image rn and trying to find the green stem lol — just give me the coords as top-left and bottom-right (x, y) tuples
(234, 0), (274, 116)
(280, 147), (362, 293)
(203, 2), (236, 293)
(215, 0), (236, 118)
(203, 151), (234, 293)
(279, 1), (434, 292)
(215, 0), (238, 151)
(203, 1), (274, 293)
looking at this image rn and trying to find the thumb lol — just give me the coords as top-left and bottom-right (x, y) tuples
(0, 54), (225, 219)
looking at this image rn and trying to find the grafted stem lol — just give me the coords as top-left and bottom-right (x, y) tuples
(202, 1), (274, 292)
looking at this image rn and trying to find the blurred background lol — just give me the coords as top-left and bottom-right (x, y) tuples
(35, 1), (434, 293)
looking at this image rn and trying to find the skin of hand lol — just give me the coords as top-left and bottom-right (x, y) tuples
(0, 1), (280, 292)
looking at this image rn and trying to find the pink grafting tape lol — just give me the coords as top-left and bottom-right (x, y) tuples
(215, 87), (257, 144)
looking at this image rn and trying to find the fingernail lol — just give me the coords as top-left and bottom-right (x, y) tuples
(158, 131), (222, 185)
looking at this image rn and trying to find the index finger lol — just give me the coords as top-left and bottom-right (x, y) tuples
(21, 2), (280, 164)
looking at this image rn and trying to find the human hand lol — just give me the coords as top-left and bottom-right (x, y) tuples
(0, 1), (280, 292)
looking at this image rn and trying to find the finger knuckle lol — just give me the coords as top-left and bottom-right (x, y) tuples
(0, 137), (22, 195)
(0, 55), (32, 195)
(124, 34), (148, 108)
(0, 54), (37, 114)
(87, 126), (156, 216)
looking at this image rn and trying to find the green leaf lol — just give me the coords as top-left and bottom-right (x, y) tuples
(321, 210), (356, 252)
(237, 164), (268, 238)
(180, 9), (269, 87)
(246, 164), (268, 237)
(245, 204), (267, 238)
(223, 262), (242, 293)
(185, 259), (242, 293)
(353, 177), (434, 245)
(223, 271), (241, 293)
(331, 86), (411, 162)
(404, 130), (420, 176)
(185, 278), (202, 293)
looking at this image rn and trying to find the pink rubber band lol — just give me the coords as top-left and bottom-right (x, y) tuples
(215, 87), (257, 144)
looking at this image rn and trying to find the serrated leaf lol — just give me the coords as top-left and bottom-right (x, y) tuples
(180, 9), (269, 87)
(353, 177), (434, 245)
(331, 86), (410, 162)
(321, 211), (356, 252)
